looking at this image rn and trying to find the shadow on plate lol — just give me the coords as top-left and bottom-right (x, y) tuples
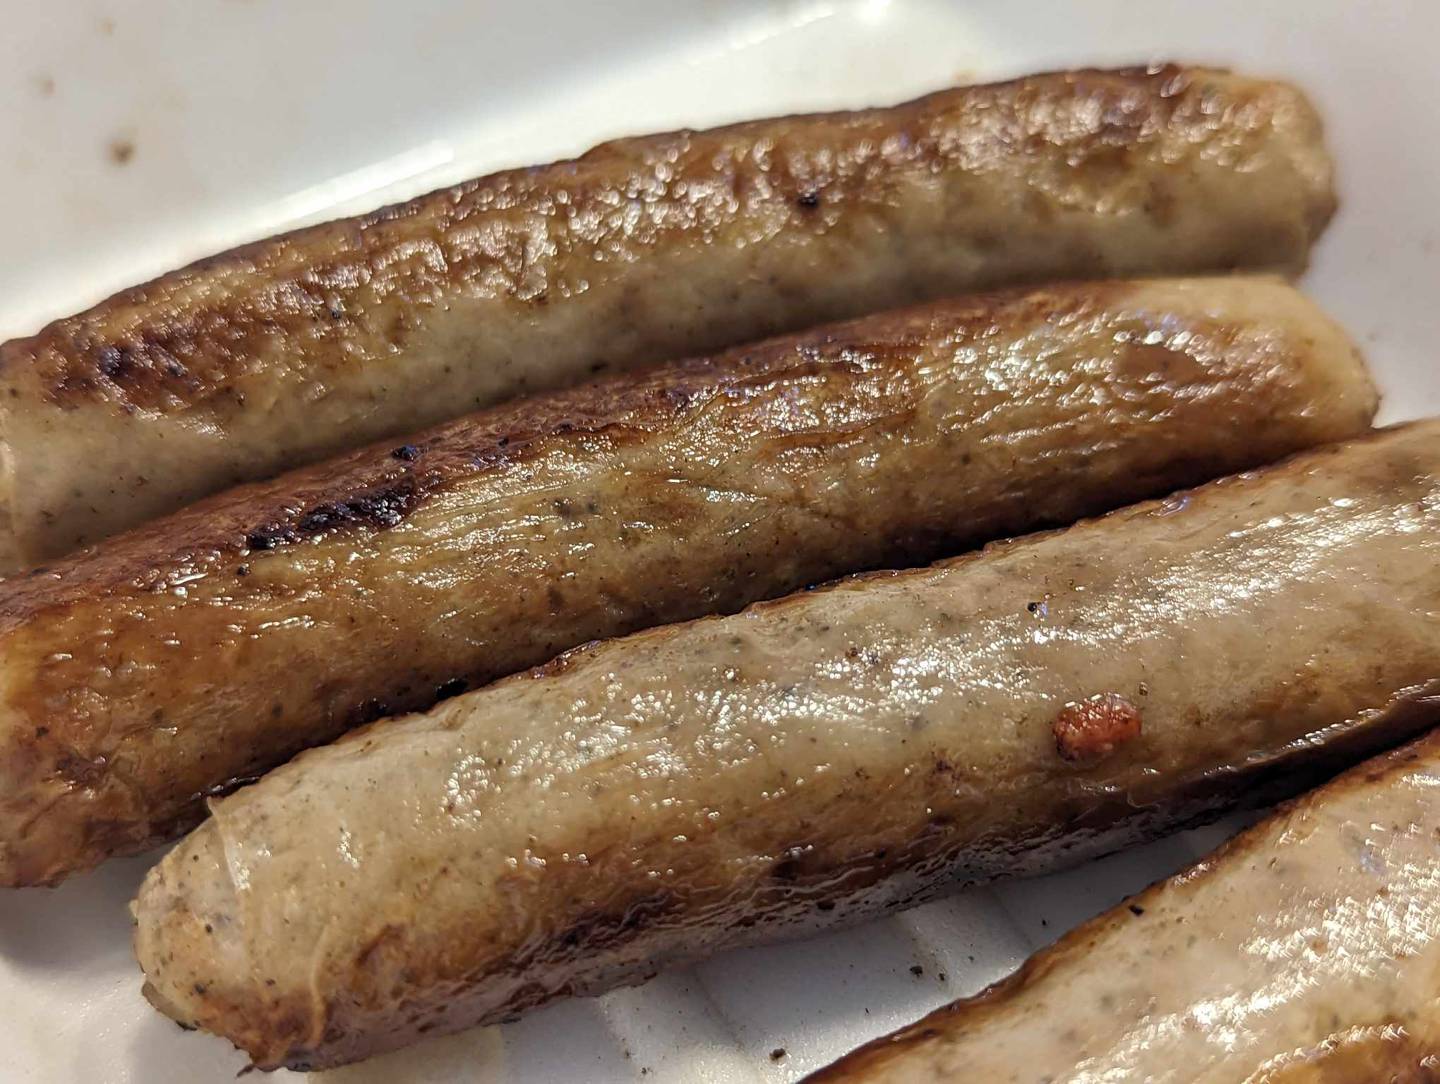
(121, 1003), (252, 1084)
(0, 851), (158, 970)
(309, 1025), (507, 1083)
(123, 1004), (508, 1084)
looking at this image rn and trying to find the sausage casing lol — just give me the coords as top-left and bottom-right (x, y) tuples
(0, 277), (1375, 886)
(808, 724), (1440, 1082)
(0, 65), (1335, 569)
(132, 422), (1440, 1071)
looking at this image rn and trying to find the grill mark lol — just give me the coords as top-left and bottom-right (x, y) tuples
(245, 476), (422, 551)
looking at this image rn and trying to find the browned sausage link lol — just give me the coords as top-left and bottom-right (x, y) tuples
(133, 423), (1440, 1072)
(807, 725), (1440, 1083)
(0, 65), (1335, 569)
(0, 277), (1374, 887)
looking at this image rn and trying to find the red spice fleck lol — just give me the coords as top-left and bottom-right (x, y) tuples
(1053, 693), (1142, 763)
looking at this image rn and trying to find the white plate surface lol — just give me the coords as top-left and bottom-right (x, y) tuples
(1, 1), (1436, 1080)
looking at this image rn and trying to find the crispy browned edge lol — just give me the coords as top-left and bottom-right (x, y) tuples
(806, 700), (1440, 1082)
(0, 282), (1114, 631)
(0, 64), (1332, 415)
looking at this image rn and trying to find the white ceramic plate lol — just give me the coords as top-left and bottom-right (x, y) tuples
(2, 1), (1436, 1080)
